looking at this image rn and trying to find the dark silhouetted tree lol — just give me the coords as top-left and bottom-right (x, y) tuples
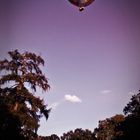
(61, 128), (97, 140)
(94, 114), (125, 140)
(0, 95), (26, 140)
(38, 134), (60, 140)
(123, 91), (140, 116)
(94, 91), (140, 140)
(115, 91), (140, 140)
(0, 50), (50, 140)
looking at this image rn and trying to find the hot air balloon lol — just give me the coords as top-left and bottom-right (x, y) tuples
(68, 0), (95, 11)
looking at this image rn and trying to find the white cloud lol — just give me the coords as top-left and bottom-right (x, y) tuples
(101, 90), (112, 94)
(64, 94), (82, 103)
(48, 94), (82, 110)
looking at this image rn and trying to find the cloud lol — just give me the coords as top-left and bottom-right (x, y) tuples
(48, 94), (82, 110)
(101, 90), (112, 94)
(64, 94), (82, 103)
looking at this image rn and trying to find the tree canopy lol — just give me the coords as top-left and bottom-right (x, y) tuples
(94, 91), (140, 140)
(94, 114), (125, 140)
(123, 91), (140, 116)
(0, 50), (50, 140)
(61, 128), (97, 140)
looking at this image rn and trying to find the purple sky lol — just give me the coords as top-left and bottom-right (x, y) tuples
(0, 0), (140, 136)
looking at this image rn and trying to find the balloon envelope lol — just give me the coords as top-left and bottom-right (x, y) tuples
(68, 0), (95, 8)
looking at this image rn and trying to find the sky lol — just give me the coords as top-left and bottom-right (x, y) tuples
(0, 0), (140, 136)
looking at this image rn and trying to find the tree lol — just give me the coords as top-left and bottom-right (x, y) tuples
(0, 50), (50, 139)
(0, 94), (26, 140)
(38, 134), (60, 140)
(45, 134), (60, 140)
(123, 91), (140, 116)
(115, 115), (140, 140)
(61, 128), (97, 140)
(116, 91), (140, 140)
(94, 114), (125, 140)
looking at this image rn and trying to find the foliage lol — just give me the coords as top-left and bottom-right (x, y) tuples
(94, 114), (125, 140)
(115, 115), (140, 140)
(61, 128), (97, 140)
(38, 134), (60, 140)
(116, 91), (140, 140)
(94, 91), (140, 140)
(0, 50), (50, 140)
(123, 91), (140, 116)
(0, 95), (26, 140)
